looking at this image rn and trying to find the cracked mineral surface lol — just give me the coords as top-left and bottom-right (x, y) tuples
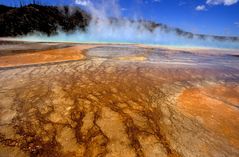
(0, 41), (239, 157)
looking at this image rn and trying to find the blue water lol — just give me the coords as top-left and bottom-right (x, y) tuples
(19, 28), (239, 50)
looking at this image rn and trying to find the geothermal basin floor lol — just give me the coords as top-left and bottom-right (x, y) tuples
(0, 41), (239, 157)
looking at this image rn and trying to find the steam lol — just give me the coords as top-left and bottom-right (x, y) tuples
(20, 0), (239, 49)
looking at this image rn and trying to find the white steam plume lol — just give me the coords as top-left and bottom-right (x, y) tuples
(20, 0), (239, 49)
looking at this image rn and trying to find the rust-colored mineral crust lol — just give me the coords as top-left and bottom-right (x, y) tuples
(0, 43), (239, 157)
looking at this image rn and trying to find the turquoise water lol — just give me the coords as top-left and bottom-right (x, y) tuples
(19, 28), (239, 50)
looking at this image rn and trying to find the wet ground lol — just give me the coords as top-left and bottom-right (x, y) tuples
(0, 41), (239, 157)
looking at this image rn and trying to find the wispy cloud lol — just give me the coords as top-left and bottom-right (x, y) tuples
(75, 0), (90, 6)
(206, 0), (239, 6)
(195, 0), (238, 12)
(195, 5), (207, 11)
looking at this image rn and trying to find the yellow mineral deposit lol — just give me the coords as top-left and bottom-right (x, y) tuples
(0, 43), (239, 157)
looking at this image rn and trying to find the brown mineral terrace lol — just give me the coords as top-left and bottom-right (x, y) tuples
(0, 41), (239, 157)
(0, 44), (99, 68)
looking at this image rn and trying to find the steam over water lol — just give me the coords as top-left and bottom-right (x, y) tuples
(21, 27), (239, 49)
(20, 0), (239, 49)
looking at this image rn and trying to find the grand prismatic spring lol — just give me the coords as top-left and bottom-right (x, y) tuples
(0, 0), (239, 157)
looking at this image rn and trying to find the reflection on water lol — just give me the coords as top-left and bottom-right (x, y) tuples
(87, 45), (239, 69)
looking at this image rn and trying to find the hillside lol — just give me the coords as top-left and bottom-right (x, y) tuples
(0, 4), (90, 36)
(0, 4), (238, 42)
(0, 5), (14, 14)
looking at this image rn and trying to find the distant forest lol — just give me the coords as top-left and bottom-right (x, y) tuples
(0, 3), (90, 36)
(0, 2), (238, 42)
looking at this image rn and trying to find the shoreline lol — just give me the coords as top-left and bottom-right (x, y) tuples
(0, 40), (238, 68)
(1, 37), (239, 52)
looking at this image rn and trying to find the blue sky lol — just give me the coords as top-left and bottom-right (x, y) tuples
(1, 0), (239, 36)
